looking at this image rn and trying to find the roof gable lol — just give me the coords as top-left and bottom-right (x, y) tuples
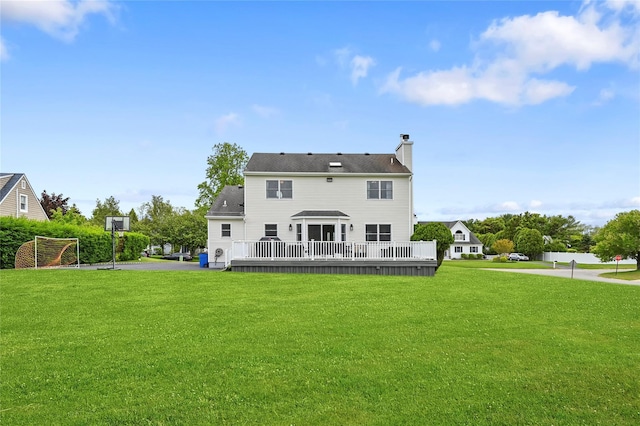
(0, 173), (25, 204)
(206, 185), (245, 217)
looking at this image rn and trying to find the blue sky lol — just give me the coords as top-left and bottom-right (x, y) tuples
(1, 0), (639, 226)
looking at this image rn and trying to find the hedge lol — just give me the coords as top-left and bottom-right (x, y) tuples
(0, 217), (150, 269)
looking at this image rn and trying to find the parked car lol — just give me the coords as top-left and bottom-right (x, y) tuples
(508, 253), (529, 261)
(162, 252), (193, 261)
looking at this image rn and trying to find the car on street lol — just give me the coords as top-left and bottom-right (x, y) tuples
(162, 252), (193, 261)
(508, 253), (529, 261)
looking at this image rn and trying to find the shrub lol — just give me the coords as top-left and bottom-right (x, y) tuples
(492, 256), (507, 263)
(461, 253), (468, 259)
(476, 253), (484, 259)
(0, 217), (148, 268)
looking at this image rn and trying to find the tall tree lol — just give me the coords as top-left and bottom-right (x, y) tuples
(167, 208), (207, 254)
(90, 196), (122, 227)
(196, 142), (249, 209)
(411, 223), (454, 269)
(133, 195), (175, 250)
(515, 228), (544, 259)
(40, 191), (70, 219)
(592, 210), (640, 270)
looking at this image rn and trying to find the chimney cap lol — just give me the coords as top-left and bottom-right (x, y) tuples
(400, 134), (410, 140)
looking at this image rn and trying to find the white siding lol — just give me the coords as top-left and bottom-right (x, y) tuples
(207, 217), (245, 263)
(244, 174), (413, 242)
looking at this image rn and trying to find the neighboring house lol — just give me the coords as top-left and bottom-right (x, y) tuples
(206, 135), (437, 275)
(0, 173), (49, 221)
(418, 220), (483, 259)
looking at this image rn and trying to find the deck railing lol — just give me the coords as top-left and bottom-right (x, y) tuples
(232, 240), (437, 262)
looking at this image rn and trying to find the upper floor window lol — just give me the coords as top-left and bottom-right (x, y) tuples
(367, 181), (393, 199)
(454, 231), (466, 241)
(221, 223), (231, 237)
(365, 224), (391, 242)
(19, 194), (28, 212)
(266, 180), (292, 199)
(21, 180), (26, 189)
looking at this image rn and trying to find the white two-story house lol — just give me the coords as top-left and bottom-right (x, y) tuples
(206, 135), (437, 275)
(418, 220), (483, 260)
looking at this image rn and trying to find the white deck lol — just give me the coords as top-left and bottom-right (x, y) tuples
(230, 240), (437, 263)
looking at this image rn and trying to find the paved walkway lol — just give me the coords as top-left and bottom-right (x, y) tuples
(485, 267), (640, 286)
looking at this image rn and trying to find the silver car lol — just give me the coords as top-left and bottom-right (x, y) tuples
(508, 253), (529, 261)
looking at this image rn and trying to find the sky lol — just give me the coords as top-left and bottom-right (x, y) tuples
(1, 0), (639, 227)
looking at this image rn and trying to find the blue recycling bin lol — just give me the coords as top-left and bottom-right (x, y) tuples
(199, 253), (209, 268)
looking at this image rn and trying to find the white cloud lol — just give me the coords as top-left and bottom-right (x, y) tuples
(429, 39), (441, 52)
(593, 87), (616, 105)
(333, 47), (352, 67)
(215, 113), (240, 134)
(252, 104), (280, 118)
(331, 46), (375, 85)
(350, 55), (375, 85)
(1, 0), (116, 42)
(498, 201), (521, 211)
(530, 200), (543, 209)
(0, 37), (8, 61)
(382, 2), (639, 106)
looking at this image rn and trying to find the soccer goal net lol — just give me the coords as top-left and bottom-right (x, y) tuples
(15, 236), (80, 269)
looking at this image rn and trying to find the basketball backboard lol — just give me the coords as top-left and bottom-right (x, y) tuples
(105, 216), (131, 232)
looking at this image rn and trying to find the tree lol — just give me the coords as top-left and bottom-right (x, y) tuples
(167, 208), (207, 254)
(411, 223), (454, 269)
(90, 196), (122, 227)
(50, 206), (87, 226)
(515, 228), (544, 259)
(132, 196), (175, 250)
(196, 142), (249, 209)
(492, 239), (514, 255)
(592, 210), (640, 270)
(476, 232), (497, 254)
(40, 191), (70, 219)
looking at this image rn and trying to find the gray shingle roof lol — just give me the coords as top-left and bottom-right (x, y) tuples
(0, 173), (25, 204)
(245, 153), (411, 174)
(205, 185), (245, 217)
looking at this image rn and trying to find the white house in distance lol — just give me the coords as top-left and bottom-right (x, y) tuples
(418, 220), (483, 260)
(205, 135), (438, 275)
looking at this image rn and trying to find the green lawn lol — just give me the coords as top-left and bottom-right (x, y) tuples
(443, 259), (552, 269)
(601, 269), (640, 281)
(1, 268), (639, 425)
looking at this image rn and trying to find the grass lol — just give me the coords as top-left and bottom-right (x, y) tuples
(443, 259), (551, 269)
(1, 268), (639, 425)
(601, 269), (640, 281)
(563, 262), (637, 270)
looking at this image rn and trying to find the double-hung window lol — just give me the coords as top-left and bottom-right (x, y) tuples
(265, 224), (278, 237)
(365, 224), (391, 242)
(19, 194), (28, 212)
(221, 224), (231, 237)
(454, 246), (463, 253)
(266, 180), (292, 199)
(367, 181), (393, 199)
